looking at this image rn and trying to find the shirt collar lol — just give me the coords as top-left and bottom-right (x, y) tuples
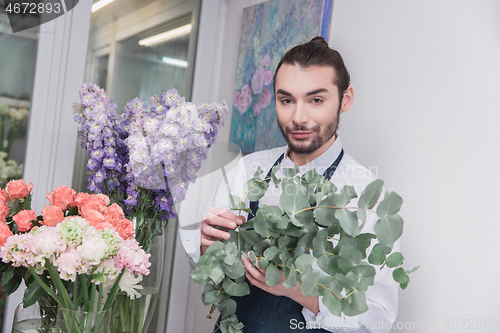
(281, 136), (343, 174)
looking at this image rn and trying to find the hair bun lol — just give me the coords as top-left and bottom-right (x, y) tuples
(309, 36), (329, 47)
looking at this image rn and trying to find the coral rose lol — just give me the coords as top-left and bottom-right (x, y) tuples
(12, 210), (36, 232)
(82, 209), (105, 226)
(0, 221), (13, 247)
(81, 198), (106, 214)
(0, 189), (7, 202)
(74, 192), (91, 209)
(46, 186), (76, 211)
(41, 205), (64, 227)
(0, 200), (9, 222)
(5, 179), (33, 200)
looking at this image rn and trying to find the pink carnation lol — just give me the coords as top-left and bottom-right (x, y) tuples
(115, 239), (151, 276)
(55, 248), (87, 281)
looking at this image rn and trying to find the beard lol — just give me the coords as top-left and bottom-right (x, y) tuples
(278, 107), (340, 155)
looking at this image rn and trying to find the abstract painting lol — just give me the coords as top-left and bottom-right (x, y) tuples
(229, 0), (334, 153)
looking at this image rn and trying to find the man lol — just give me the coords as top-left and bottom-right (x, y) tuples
(181, 37), (399, 333)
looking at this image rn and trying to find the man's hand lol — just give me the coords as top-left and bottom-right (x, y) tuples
(200, 207), (245, 255)
(241, 253), (320, 314)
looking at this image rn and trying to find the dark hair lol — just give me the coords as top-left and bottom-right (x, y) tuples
(273, 37), (350, 102)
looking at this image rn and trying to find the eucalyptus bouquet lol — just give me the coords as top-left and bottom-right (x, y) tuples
(0, 180), (149, 331)
(191, 165), (418, 333)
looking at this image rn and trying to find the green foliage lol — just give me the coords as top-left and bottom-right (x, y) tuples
(192, 167), (416, 333)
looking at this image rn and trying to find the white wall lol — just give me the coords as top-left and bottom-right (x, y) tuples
(332, 1), (500, 331)
(175, 0), (500, 332)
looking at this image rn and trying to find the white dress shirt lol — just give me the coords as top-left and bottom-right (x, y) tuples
(180, 137), (399, 333)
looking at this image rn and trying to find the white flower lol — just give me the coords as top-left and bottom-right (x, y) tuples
(118, 270), (143, 299)
(32, 227), (66, 261)
(77, 233), (109, 265)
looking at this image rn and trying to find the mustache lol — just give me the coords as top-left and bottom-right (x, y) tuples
(285, 124), (321, 132)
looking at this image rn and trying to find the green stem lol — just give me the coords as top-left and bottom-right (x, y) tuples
(46, 260), (72, 308)
(89, 282), (97, 313)
(28, 267), (64, 306)
(102, 269), (126, 311)
(131, 298), (136, 332)
(316, 283), (342, 300)
(80, 275), (90, 311)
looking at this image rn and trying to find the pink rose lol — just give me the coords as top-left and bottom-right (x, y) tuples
(260, 89), (272, 108)
(0, 189), (7, 202)
(0, 222), (13, 247)
(241, 84), (251, 97)
(238, 94), (252, 115)
(0, 200), (9, 223)
(264, 70), (273, 86)
(46, 186), (76, 211)
(41, 205), (64, 227)
(12, 210), (36, 232)
(253, 103), (262, 116)
(251, 67), (265, 95)
(5, 179), (33, 201)
(262, 54), (271, 68)
(233, 91), (241, 108)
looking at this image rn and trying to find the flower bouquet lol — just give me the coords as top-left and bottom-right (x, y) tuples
(191, 166), (419, 333)
(0, 180), (150, 332)
(72, 83), (228, 332)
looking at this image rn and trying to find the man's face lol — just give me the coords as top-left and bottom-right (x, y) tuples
(275, 64), (351, 158)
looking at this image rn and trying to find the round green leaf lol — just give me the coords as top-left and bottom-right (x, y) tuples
(368, 244), (387, 265)
(386, 252), (404, 268)
(265, 263), (282, 287)
(374, 215), (404, 248)
(223, 278), (250, 297)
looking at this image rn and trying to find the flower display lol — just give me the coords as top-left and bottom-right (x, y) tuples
(0, 180), (151, 331)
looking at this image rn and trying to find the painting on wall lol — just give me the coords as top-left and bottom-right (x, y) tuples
(229, 0), (334, 154)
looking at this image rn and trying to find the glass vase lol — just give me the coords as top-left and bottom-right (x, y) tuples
(109, 218), (165, 333)
(11, 302), (55, 333)
(55, 307), (111, 333)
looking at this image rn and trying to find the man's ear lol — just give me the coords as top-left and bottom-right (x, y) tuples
(340, 86), (354, 113)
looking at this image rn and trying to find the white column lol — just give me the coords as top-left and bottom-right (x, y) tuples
(2, 1), (92, 331)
